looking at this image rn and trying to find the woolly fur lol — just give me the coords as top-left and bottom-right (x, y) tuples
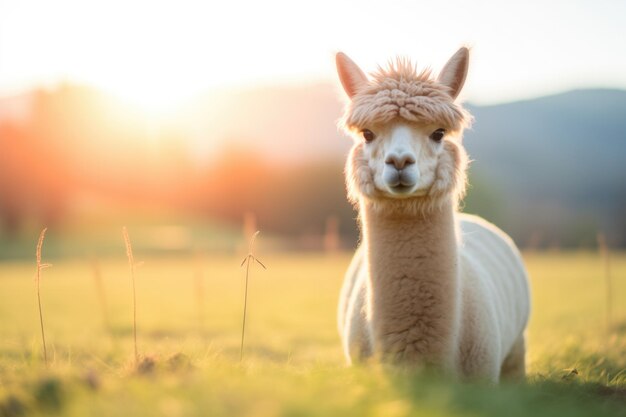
(336, 50), (531, 382)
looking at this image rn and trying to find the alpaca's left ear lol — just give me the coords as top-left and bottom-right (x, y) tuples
(336, 52), (368, 98)
(437, 47), (470, 100)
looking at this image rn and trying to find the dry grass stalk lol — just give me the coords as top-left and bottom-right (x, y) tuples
(597, 233), (612, 331)
(195, 266), (205, 331)
(35, 227), (52, 365)
(123, 226), (139, 364)
(239, 231), (266, 361)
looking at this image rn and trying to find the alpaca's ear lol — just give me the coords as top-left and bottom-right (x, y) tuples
(437, 47), (470, 100)
(336, 52), (368, 98)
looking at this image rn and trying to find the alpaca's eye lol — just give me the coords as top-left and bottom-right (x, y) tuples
(429, 128), (446, 142)
(361, 129), (376, 142)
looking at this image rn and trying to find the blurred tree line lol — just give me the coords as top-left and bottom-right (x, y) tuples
(0, 84), (614, 249)
(0, 85), (357, 246)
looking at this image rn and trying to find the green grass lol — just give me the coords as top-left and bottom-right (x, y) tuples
(0, 252), (625, 416)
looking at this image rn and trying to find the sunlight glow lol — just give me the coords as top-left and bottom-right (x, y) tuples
(1, 0), (336, 112)
(105, 80), (194, 116)
(1, 0), (626, 106)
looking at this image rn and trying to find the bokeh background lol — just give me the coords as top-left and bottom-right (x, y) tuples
(1, 2), (625, 416)
(1, 0), (625, 259)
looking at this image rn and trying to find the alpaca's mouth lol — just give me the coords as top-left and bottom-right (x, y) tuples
(388, 184), (415, 194)
(383, 166), (418, 194)
(384, 183), (431, 198)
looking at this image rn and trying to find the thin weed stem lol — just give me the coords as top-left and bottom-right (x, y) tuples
(239, 231), (266, 362)
(240, 258), (250, 362)
(35, 227), (51, 365)
(123, 227), (139, 365)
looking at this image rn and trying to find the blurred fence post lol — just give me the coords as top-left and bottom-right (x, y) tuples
(597, 233), (612, 331)
(324, 215), (340, 254)
(90, 258), (111, 333)
(243, 212), (257, 247)
(194, 251), (205, 332)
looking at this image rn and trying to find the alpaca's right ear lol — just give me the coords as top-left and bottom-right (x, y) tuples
(437, 47), (470, 100)
(336, 52), (368, 98)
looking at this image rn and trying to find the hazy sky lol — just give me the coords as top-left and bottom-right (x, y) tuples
(1, 0), (625, 107)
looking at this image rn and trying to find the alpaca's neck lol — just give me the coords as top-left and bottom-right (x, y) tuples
(361, 198), (460, 366)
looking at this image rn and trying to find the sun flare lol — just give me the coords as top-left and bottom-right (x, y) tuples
(103, 79), (193, 117)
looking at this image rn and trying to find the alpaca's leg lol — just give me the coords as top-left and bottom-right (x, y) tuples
(500, 334), (526, 380)
(342, 277), (372, 364)
(338, 247), (365, 334)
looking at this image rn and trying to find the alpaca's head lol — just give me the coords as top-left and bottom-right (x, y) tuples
(336, 48), (473, 214)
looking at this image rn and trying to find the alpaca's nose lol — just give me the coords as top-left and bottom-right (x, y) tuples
(385, 153), (416, 170)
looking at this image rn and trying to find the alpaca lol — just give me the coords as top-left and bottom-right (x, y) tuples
(336, 48), (531, 382)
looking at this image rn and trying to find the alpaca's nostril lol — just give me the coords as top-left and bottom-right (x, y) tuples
(403, 154), (416, 167)
(385, 154), (416, 170)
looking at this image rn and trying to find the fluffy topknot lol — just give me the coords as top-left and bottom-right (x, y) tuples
(341, 57), (472, 135)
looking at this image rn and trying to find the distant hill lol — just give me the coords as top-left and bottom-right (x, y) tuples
(463, 89), (626, 246)
(466, 89), (626, 200)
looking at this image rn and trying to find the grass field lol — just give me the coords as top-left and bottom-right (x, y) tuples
(0, 251), (625, 416)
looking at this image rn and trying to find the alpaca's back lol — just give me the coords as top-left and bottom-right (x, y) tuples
(456, 213), (530, 378)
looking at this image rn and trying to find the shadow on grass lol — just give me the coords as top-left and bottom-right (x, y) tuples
(388, 368), (626, 417)
(133, 352), (194, 375)
(612, 319), (626, 334)
(108, 325), (221, 340)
